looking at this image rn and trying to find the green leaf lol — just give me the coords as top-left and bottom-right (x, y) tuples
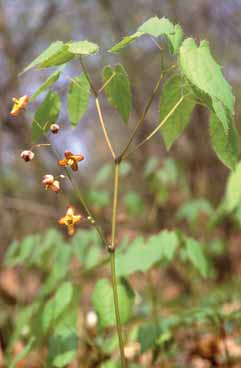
(32, 91), (60, 142)
(21, 41), (65, 74)
(176, 199), (214, 224)
(160, 75), (196, 149)
(124, 191), (145, 217)
(225, 161), (241, 212)
(166, 24), (184, 54)
(37, 45), (73, 69)
(94, 164), (112, 186)
(42, 282), (74, 332)
(67, 73), (90, 127)
(9, 337), (36, 368)
(109, 17), (175, 53)
(92, 278), (134, 328)
(209, 112), (238, 170)
(48, 330), (78, 367)
(179, 38), (235, 132)
(138, 323), (160, 353)
(68, 40), (99, 55)
(116, 231), (179, 277)
(138, 16), (174, 36)
(185, 237), (208, 278)
(103, 64), (132, 123)
(30, 69), (62, 102)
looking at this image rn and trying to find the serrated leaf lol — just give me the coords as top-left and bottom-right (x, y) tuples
(109, 16), (175, 53)
(67, 73), (90, 127)
(21, 41), (65, 74)
(166, 24), (184, 54)
(138, 16), (174, 36)
(68, 40), (99, 55)
(179, 38), (235, 133)
(209, 112), (238, 170)
(92, 278), (134, 328)
(225, 161), (241, 212)
(32, 91), (60, 142)
(185, 237), (208, 278)
(116, 231), (179, 277)
(30, 69), (61, 102)
(103, 64), (132, 123)
(160, 75), (196, 149)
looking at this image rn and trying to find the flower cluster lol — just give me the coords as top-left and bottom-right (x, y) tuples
(11, 96), (84, 236)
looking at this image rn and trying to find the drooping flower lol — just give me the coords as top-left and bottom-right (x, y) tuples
(20, 150), (35, 162)
(58, 206), (81, 235)
(58, 151), (84, 171)
(42, 174), (60, 193)
(50, 123), (60, 134)
(10, 95), (29, 116)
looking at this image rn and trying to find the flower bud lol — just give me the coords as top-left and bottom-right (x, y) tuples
(42, 174), (60, 193)
(50, 123), (60, 134)
(20, 150), (35, 162)
(85, 310), (98, 329)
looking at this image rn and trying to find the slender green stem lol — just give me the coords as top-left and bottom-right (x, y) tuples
(95, 97), (116, 159)
(123, 95), (185, 160)
(119, 64), (177, 160)
(111, 162), (120, 247)
(110, 161), (127, 368)
(98, 71), (116, 94)
(80, 56), (116, 159)
(50, 144), (107, 247)
(120, 71), (164, 159)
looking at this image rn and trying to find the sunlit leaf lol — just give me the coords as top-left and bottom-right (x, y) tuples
(109, 17), (175, 53)
(179, 38), (235, 133)
(68, 40), (99, 55)
(21, 41), (65, 74)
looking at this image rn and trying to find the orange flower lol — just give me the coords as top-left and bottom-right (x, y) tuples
(58, 206), (81, 235)
(42, 174), (60, 193)
(58, 151), (84, 171)
(10, 95), (29, 116)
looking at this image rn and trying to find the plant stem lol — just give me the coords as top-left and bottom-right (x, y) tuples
(47, 138), (108, 247)
(110, 161), (127, 368)
(120, 71), (164, 159)
(123, 95), (185, 159)
(95, 97), (116, 159)
(119, 64), (177, 160)
(79, 56), (116, 159)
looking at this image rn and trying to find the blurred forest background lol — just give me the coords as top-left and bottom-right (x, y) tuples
(1, 0), (241, 247)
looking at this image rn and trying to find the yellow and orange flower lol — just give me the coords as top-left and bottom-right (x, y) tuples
(58, 206), (81, 236)
(58, 151), (84, 171)
(10, 95), (29, 116)
(42, 174), (60, 193)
